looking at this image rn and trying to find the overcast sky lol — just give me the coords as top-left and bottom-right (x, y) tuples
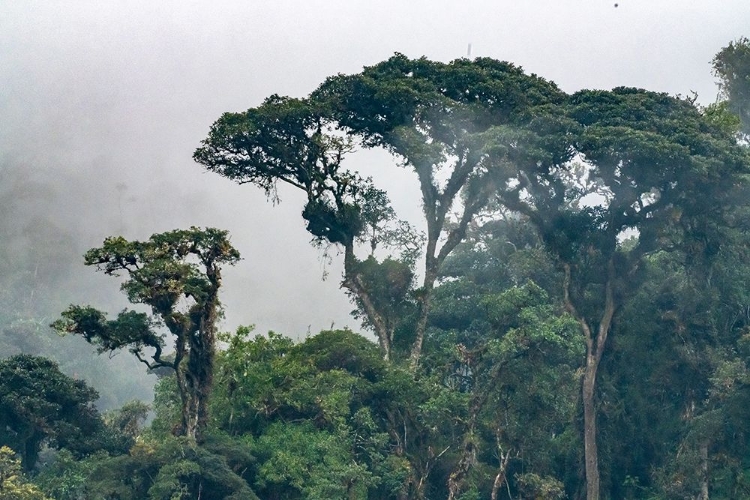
(2, 1), (749, 338)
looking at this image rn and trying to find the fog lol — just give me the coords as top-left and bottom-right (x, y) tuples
(1, 0), (748, 343)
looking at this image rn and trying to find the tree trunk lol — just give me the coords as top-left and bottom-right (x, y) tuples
(191, 281), (220, 443)
(22, 434), (43, 472)
(699, 441), (709, 500)
(564, 261), (616, 500)
(187, 344), (213, 444)
(407, 156), (486, 372)
(175, 357), (213, 443)
(178, 366), (203, 441)
(173, 269), (221, 443)
(174, 362), (191, 438)
(582, 350), (601, 500)
(490, 449), (512, 500)
(409, 280), (435, 371)
(447, 432), (476, 500)
(409, 261), (438, 372)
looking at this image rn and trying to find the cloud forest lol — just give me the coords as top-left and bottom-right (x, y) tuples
(2, 37), (750, 500)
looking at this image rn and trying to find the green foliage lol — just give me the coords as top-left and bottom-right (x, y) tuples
(53, 227), (240, 369)
(422, 214), (585, 497)
(348, 256), (418, 353)
(515, 472), (566, 499)
(703, 100), (743, 136)
(36, 436), (258, 500)
(147, 376), (183, 438)
(253, 422), (374, 499)
(210, 328), (456, 498)
(53, 306), (159, 359)
(426, 279), (582, 497)
(0, 447), (51, 500)
(292, 328), (389, 380)
(595, 213), (750, 499)
(194, 95), (375, 248)
(314, 54), (565, 147)
(82, 227), (240, 311)
(33, 449), (95, 500)
(0, 355), (124, 471)
(502, 85), (750, 298)
(105, 400), (150, 440)
(485, 73), (750, 499)
(206, 276), (580, 499)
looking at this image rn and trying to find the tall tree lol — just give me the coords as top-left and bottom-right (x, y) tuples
(195, 54), (563, 368)
(494, 88), (749, 499)
(194, 94), (411, 360)
(52, 227), (240, 442)
(314, 55), (566, 370)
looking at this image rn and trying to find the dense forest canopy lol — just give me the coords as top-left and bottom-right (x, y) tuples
(3, 38), (750, 500)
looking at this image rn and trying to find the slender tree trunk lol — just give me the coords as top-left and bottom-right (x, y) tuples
(414, 476), (427, 500)
(447, 435), (476, 500)
(414, 447), (449, 500)
(582, 350), (602, 500)
(409, 229), (439, 371)
(409, 269), (436, 371)
(564, 261), (616, 500)
(699, 441), (709, 500)
(408, 157), (486, 372)
(491, 449), (512, 500)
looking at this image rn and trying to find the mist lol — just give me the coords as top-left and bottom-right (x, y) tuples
(1, 1), (749, 404)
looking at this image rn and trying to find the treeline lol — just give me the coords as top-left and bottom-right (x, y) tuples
(2, 39), (750, 499)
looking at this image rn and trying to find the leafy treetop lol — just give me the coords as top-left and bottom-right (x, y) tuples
(53, 227), (240, 441)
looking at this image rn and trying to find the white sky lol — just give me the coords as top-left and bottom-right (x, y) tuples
(1, 0), (749, 337)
